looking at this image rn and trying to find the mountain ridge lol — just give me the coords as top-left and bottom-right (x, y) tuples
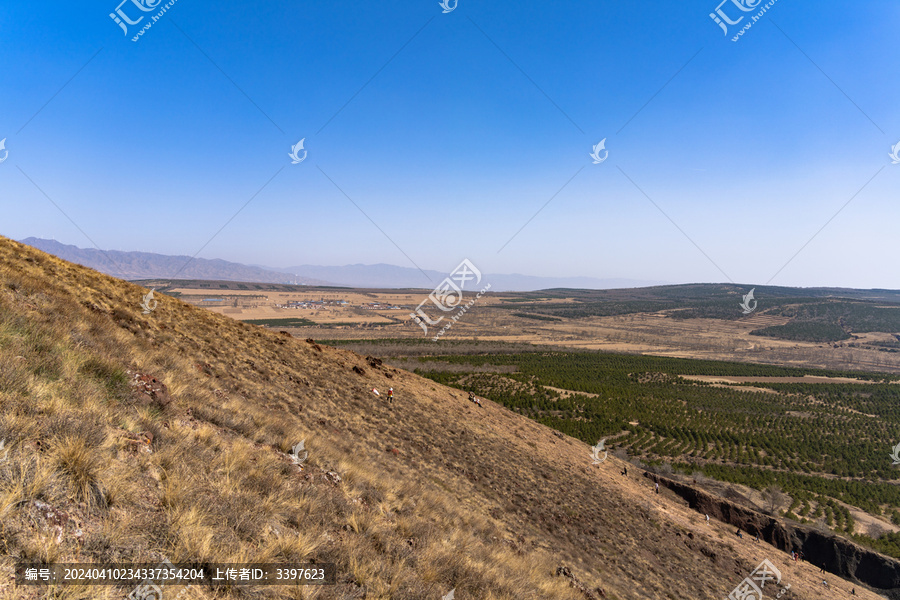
(20, 238), (662, 291)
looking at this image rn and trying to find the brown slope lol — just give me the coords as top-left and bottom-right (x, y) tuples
(0, 234), (887, 600)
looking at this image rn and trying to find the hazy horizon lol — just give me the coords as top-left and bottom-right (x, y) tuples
(2, 1), (898, 288)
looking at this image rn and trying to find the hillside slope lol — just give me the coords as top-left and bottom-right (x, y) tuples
(0, 235), (890, 600)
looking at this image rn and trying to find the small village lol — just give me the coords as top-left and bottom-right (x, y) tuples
(273, 299), (403, 310)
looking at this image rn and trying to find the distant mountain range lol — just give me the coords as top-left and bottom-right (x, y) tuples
(20, 238), (662, 291)
(19, 238), (330, 286)
(274, 263), (661, 292)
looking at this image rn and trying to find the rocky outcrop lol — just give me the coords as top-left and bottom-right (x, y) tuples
(648, 473), (900, 598)
(555, 565), (606, 599)
(128, 370), (171, 408)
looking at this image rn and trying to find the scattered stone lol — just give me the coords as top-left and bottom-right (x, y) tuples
(555, 565), (605, 599)
(352, 366), (366, 375)
(122, 431), (154, 454)
(127, 371), (172, 408)
(325, 471), (342, 484)
(194, 362), (213, 376)
(85, 302), (111, 315)
(32, 500), (72, 544)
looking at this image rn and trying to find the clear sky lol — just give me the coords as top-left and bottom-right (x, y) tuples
(1, 1), (898, 289)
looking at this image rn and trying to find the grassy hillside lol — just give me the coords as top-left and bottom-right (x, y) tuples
(0, 236), (893, 600)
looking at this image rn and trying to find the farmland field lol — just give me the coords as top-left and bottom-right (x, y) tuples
(153, 281), (900, 374)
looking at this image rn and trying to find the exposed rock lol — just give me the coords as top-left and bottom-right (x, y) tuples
(31, 500), (82, 544)
(127, 371), (171, 408)
(122, 431), (154, 454)
(194, 362), (213, 376)
(555, 565), (605, 599)
(649, 473), (900, 598)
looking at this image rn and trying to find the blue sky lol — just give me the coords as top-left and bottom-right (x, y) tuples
(1, 1), (898, 288)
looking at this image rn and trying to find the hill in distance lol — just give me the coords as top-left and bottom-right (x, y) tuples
(0, 234), (893, 600)
(20, 238), (661, 292)
(275, 262), (661, 292)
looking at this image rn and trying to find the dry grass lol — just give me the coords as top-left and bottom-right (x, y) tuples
(1, 235), (883, 600)
(0, 237), (590, 599)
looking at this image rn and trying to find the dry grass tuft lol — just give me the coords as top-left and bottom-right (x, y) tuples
(53, 435), (107, 509)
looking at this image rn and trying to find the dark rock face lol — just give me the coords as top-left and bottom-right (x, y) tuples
(648, 473), (900, 598)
